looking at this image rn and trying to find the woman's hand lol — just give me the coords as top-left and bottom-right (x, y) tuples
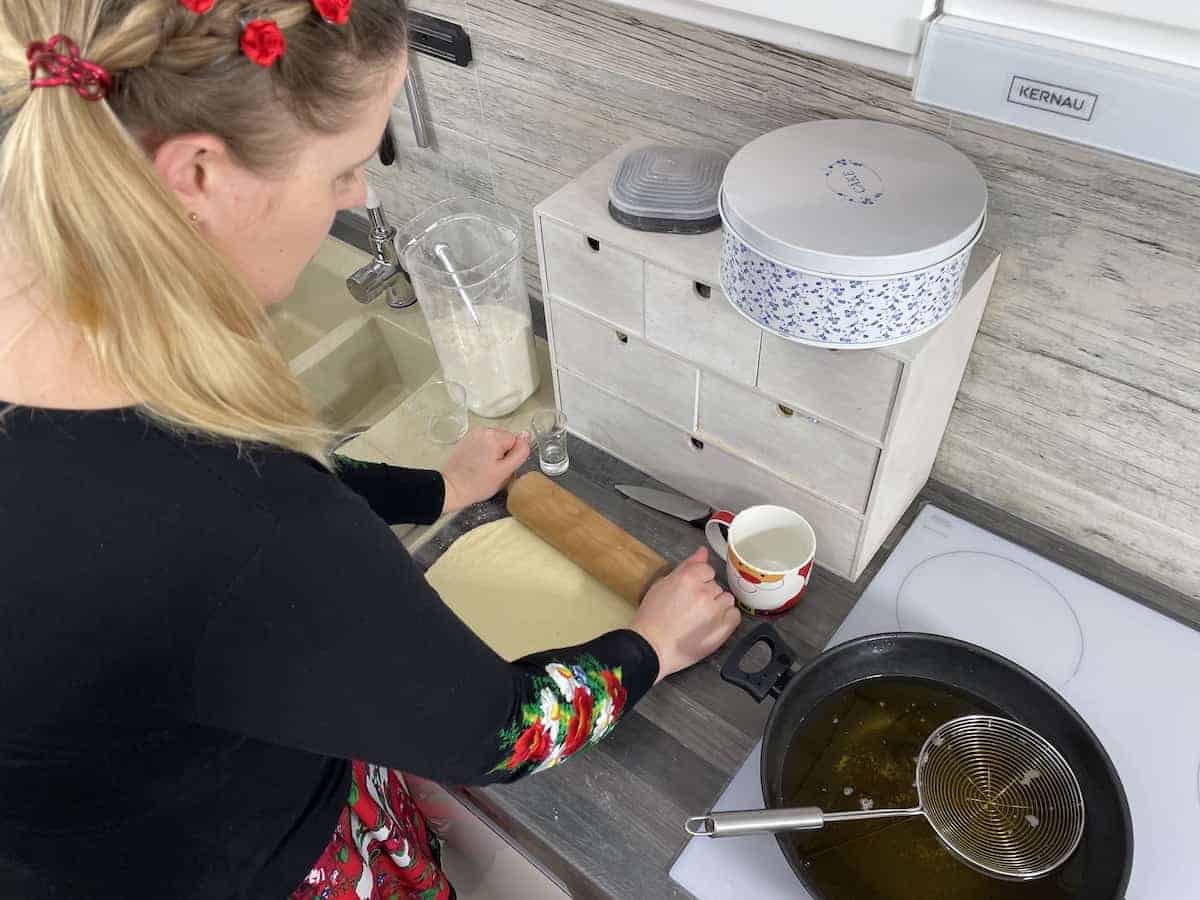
(441, 428), (532, 515)
(633, 547), (740, 683)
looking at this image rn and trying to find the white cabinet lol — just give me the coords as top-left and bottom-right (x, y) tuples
(916, 9), (1200, 175)
(644, 263), (760, 388)
(1047, 0), (1197, 28)
(407, 776), (567, 900)
(610, 0), (1199, 80)
(945, 0), (1200, 67)
(686, 0), (935, 54)
(606, 0), (936, 76)
(558, 370), (864, 576)
(551, 302), (698, 430)
(536, 140), (1001, 581)
(540, 218), (644, 335)
(696, 372), (881, 512)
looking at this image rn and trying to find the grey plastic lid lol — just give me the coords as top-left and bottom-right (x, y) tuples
(720, 120), (987, 277)
(609, 145), (729, 228)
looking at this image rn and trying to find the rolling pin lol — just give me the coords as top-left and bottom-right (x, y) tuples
(507, 471), (672, 605)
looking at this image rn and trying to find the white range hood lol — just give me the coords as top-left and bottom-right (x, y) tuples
(914, 14), (1200, 175)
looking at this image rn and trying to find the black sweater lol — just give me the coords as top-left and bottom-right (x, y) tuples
(0, 406), (658, 898)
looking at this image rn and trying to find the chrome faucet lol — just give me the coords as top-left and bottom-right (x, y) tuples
(346, 185), (415, 309)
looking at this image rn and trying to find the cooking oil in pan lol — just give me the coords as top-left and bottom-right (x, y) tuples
(781, 678), (1087, 899)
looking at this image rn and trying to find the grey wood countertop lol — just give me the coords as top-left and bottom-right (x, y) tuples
(413, 436), (1193, 900)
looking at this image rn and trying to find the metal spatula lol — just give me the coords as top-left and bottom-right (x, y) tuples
(685, 715), (1085, 882)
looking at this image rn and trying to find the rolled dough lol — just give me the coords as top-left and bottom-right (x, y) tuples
(426, 517), (636, 662)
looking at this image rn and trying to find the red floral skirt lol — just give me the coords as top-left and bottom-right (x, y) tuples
(291, 761), (452, 900)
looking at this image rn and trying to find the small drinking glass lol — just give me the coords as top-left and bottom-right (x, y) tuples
(531, 408), (569, 476)
(413, 379), (469, 445)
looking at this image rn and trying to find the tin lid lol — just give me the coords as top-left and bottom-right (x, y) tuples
(720, 120), (987, 277)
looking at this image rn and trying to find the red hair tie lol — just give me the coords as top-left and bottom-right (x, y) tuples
(26, 35), (112, 102)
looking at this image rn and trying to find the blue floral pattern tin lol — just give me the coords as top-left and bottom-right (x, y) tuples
(718, 121), (988, 349)
(719, 223), (979, 349)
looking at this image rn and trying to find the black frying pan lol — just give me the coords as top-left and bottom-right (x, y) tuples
(720, 624), (1132, 899)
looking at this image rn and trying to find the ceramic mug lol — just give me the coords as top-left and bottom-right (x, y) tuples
(705, 505), (816, 616)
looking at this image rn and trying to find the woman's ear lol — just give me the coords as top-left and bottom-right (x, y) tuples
(151, 133), (228, 223)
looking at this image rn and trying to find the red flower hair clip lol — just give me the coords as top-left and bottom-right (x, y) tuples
(178, 0), (215, 12)
(240, 19), (287, 67)
(312, 0), (352, 25)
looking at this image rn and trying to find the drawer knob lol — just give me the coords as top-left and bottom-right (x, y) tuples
(777, 404), (795, 418)
(690, 437), (705, 452)
(615, 330), (629, 344)
(586, 236), (601, 252)
(694, 282), (712, 300)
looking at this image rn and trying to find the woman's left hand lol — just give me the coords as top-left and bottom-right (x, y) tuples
(441, 428), (532, 515)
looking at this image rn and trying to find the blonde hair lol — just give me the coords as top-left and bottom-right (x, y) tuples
(0, 0), (407, 466)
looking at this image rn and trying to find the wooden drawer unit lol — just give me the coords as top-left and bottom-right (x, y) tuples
(541, 217), (643, 334)
(559, 371), (861, 577)
(644, 263), (761, 387)
(698, 373), (879, 512)
(552, 302), (696, 431)
(537, 140), (1000, 580)
(757, 334), (901, 444)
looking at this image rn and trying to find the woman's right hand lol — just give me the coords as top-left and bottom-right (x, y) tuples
(633, 547), (741, 683)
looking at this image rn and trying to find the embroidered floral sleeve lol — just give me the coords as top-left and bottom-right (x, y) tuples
(493, 655), (631, 775)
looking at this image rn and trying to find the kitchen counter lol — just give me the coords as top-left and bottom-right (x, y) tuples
(318, 222), (1195, 900)
(412, 438), (840, 899)
(406, 434), (1193, 899)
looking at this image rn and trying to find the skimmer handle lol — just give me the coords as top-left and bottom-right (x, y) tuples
(686, 807), (824, 837)
(685, 805), (922, 838)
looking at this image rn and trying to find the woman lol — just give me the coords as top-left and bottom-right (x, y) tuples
(0, 2), (740, 898)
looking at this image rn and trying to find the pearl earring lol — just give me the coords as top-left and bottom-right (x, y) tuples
(188, 212), (200, 223)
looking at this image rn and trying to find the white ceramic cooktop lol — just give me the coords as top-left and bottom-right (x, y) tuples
(671, 504), (1200, 899)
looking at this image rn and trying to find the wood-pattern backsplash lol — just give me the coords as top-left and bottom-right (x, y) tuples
(370, 0), (1200, 601)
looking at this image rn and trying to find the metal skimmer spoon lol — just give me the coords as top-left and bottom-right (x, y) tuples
(685, 715), (1085, 882)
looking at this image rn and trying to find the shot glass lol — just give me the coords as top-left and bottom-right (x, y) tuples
(531, 408), (569, 476)
(413, 379), (469, 445)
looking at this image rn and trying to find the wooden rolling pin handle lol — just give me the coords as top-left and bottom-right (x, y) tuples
(507, 472), (672, 606)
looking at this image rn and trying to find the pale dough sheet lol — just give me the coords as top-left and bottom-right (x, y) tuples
(425, 517), (636, 662)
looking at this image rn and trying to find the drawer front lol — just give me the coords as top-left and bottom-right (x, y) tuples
(645, 263), (761, 386)
(558, 370), (860, 577)
(757, 334), (901, 444)
(698, 373), (878, 512)
(552, 302), (696, 430)
(541, 217), (643, 334)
